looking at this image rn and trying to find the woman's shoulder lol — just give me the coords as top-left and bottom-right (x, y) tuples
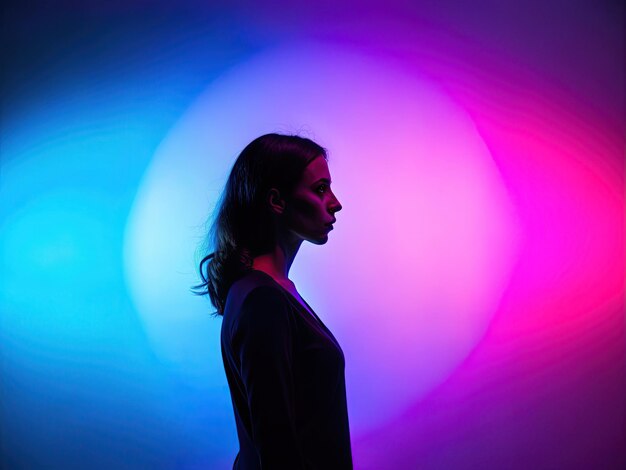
(225, 270), (290, 316)
(224, 271), (296, 339)
(231, 269), (282, 296)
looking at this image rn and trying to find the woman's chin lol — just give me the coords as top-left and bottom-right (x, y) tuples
(308, 234), (329, 245)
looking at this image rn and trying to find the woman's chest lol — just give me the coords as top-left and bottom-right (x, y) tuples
(289, 312), (346, 413)
(283, 286), (317, 320)
(277, 287), (345, 372)
(291, 310), (344, 374)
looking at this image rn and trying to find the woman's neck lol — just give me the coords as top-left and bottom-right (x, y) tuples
(252, 238), (302, 283)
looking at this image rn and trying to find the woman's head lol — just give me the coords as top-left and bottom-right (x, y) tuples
(193, 133), (341, 315)
(268, 152), (342, 245)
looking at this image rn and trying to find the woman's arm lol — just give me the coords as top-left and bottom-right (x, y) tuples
(233, 286), (305, 469)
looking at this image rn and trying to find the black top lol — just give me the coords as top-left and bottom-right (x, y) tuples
(220, 269), (353, 469)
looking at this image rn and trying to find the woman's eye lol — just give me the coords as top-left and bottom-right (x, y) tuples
(317, 184), (327, 193)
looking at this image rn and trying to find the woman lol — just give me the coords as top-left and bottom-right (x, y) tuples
(193, 133), (352, 469)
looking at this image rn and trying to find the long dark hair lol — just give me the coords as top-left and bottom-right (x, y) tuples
(192, 133), (328, 316)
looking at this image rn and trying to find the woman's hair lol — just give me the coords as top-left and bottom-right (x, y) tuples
(192, 133), (328, 316)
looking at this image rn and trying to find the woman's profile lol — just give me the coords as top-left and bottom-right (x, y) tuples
(193, 133), (352, 469)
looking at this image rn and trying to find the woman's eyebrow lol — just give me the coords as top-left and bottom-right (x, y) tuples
(313, 178), (331, 185)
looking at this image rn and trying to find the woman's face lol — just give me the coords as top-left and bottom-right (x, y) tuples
(281, 156), (342, 245)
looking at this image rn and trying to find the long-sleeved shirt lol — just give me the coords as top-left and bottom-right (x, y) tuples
(220, 269), (353, 469)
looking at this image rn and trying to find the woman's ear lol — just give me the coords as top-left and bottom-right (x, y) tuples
(267, 188), (286, 215)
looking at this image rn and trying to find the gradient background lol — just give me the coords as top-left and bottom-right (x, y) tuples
(2, 1), (624, 469)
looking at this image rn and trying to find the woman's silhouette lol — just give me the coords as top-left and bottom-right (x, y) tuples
(193, 133), (352, 469)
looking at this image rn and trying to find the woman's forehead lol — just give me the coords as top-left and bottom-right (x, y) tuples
(301, 156), (330, 184)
